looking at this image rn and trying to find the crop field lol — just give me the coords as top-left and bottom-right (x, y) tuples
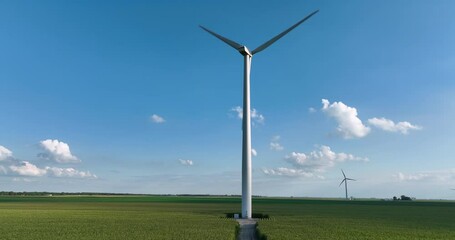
(0, 196), (238, 240)
(255, 198), (455, 240)
(1, 195), (454, 239)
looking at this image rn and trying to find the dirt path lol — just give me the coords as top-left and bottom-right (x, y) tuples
(236, 218), (258, 240)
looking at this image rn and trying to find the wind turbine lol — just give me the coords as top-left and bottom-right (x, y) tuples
(200, 10), (319, 219)
(339, 169), (355, 200)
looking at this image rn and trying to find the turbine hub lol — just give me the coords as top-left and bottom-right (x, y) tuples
(238, 46), (252, 56)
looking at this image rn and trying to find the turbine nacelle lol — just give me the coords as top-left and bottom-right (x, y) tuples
(238, 46), (252, 57)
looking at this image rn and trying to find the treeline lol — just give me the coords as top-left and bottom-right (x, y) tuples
(0, 192), (257, 197)
(0, 191), (138, 196)
(393, 195), (414, 201)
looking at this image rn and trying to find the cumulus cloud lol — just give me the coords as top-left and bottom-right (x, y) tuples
(38, 139), (80, 163)
(263, 145), (367, 178)
(9, 161), (47, 177)
(45, 167), (96, 179)
(270, 135), (284, 151)
(179, 159), (193, 166)
(321, 99), (370, 139)
(8, 161), (96, 178)
(321, 99), (422, 138)
(231, 106), (265, 125)
(270, 142), (284, 151)
(396, 169), (455, 182)
(368, 117), (422, 134)
(262, 167), (321, 178)
(150, 114), (165, 123)
(0, 144), (96, 179)
(252, 149), (257, 157)
(397, 172), (431, 181)
(0, 146), (13, 161)
(285, 145), (368, 172)
(251, 109), (265, 124)
(308, 107), (316, 113)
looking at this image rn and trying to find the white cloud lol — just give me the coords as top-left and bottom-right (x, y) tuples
(251, 109), (265, 124)
(45, 167), (97, 179)
(368, 117), (422, 134)
(9, 161), (47, 177)
(252, 149), (257, 157)
(0, 144), (96, 179)
(321, 99), (370, 139)
(12, 177), (36, 182)
(285, 145), (368, 172)
(270, 142), (284, 151)
(232, 106), (243, 119)
(179, 159), (193, 166)
(397, 172), (431, 181)
(262, 167), (321, 178)
(396, 169), (455, 182)
(308, 107), (316, 113)
(231, 106), (265, 125)
(263, 145), (367, 178)
(321, 99), (421, 138)
(8, 161), (96, 179)
(0, 145), (13, 161)
(150, 114), (165, 123)
(270, 135), (284, 151)
(38, 139), (80, 163)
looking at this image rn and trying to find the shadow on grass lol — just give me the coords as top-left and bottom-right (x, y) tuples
(255, 225), (268, 240)
(224, 213), (270, 219)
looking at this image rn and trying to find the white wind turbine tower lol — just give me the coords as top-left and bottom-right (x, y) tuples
(200, 10), (319, 219)
(339, 169), (355, 200)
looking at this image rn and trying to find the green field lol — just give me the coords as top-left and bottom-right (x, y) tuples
(0, 195), (454, 239)
(0, 195), (238, 240)
(255, 199), (455, 240)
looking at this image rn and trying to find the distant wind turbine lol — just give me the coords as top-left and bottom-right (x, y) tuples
(200, 10), (319, 219)
(339, 169), (355, 200)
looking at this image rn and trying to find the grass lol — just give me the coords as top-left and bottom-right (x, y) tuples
(0, 195), (454, 239)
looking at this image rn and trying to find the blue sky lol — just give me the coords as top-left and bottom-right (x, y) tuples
(1, 0), (454, 199)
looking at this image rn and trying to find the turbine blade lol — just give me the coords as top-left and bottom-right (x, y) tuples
(346, 178), (356, 181)
(341, 169), (346, 178)
(199, 25), (243, 50)
(251, 10), (319, 55)
(339, 179), (346, 187)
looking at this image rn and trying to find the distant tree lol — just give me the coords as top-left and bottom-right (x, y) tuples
(393, 196), (398, 201)
(401, 195), (412, 201)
